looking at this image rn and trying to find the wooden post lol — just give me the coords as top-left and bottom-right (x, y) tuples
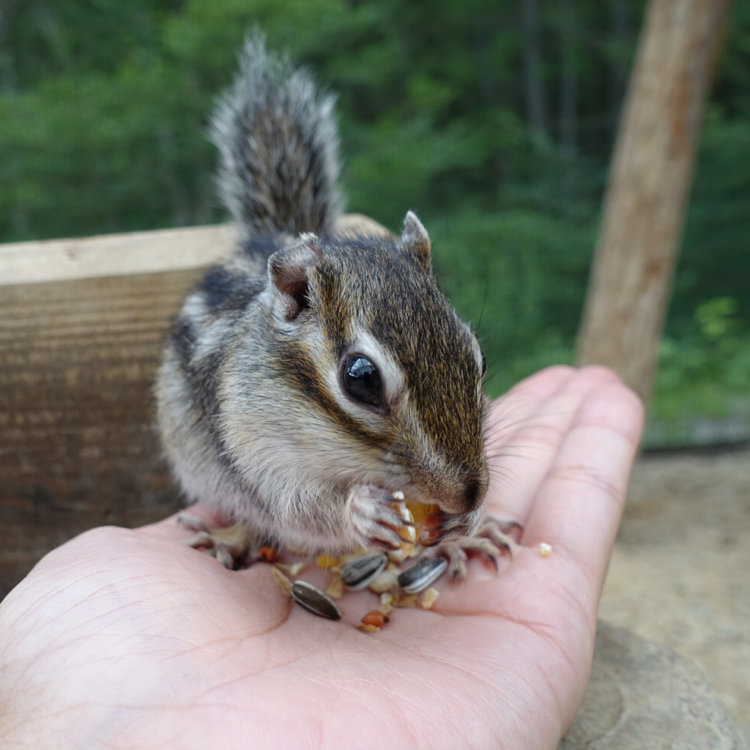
(577, 0), (733, 403)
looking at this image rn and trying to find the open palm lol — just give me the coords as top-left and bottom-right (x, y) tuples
(0, 366), (642, 750)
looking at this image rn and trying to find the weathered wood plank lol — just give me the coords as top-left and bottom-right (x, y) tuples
(1, 224), (238, 285)
(0, 226), (238, 597)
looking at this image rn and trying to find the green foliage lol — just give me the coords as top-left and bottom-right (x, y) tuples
(1, 0), (749, 446)
(650, 295), (750, 445)
(0, 0), (625, 240)
(659, 298), (742, 391)
(428, 209), (593, 396)
(676, 110), (750, 330)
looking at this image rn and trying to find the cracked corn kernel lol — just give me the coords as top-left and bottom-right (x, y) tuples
(421, 587), (440, 609)
(405, 501), (440, 526)
(325, 575), (344, 599)
(361, 610), (390, 628)
(357, 624), (381, 633)
(257, 546), (278, 562)
(316, 554), (340, 568)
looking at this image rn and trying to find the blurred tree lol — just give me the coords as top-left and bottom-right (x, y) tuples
(522, 0), (548, 142)
(577, 0), (734, 402)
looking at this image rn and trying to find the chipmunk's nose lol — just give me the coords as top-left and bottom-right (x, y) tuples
(464, 478), (483, 509)
(459, 465), (488, 512)
(432, 467), (488, 516)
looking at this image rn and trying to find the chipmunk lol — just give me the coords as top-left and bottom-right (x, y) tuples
(156, 34), (518, 578)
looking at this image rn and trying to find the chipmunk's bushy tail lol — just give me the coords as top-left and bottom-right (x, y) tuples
(210, 33), (343, 237)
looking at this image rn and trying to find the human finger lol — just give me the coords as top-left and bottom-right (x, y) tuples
(521, 375), (643, 596)
(484, 366), (629, 525)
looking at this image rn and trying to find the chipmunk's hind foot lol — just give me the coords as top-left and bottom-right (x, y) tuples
(178, 515), (270, 569)
(426, 515), (523, 582)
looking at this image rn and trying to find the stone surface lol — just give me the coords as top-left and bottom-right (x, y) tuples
(600, 448), (750, 739)
(561, 620), (748, 749)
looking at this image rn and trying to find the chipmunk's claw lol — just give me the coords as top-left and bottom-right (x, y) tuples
(422, 514), (522, 582)
(349, 486), (412, 551)
(476, 516), (522, 557)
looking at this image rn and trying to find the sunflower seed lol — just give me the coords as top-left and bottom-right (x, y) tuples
(340, 552), (388, 590)
(397, 557), (447, 594)
(291, 581), (342, 620)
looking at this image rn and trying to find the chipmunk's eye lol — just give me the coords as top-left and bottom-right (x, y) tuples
(341, 354), (383, 409)
(480, 353), (487, 378)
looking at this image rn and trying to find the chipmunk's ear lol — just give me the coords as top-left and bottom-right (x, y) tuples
(267, 233), (322, 321)
(401, 211), (431, 273)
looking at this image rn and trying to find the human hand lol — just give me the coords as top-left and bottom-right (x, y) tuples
(0, 366), (643, 749)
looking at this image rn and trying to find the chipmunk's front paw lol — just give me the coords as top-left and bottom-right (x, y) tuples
(422, 514), (523, 582)
(348, 486), (413, 551)
(178, 515), (263, 570)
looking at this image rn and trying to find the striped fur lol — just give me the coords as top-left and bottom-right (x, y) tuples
(156, 39), (488, 557)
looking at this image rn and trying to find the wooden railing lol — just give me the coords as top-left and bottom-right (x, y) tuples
(0, 224), (237, 596)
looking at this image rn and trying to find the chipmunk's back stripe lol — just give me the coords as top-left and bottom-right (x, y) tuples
(171, 317), (196, 375)
(197, 266), (264, 315)
(169, 295), (247, 486)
